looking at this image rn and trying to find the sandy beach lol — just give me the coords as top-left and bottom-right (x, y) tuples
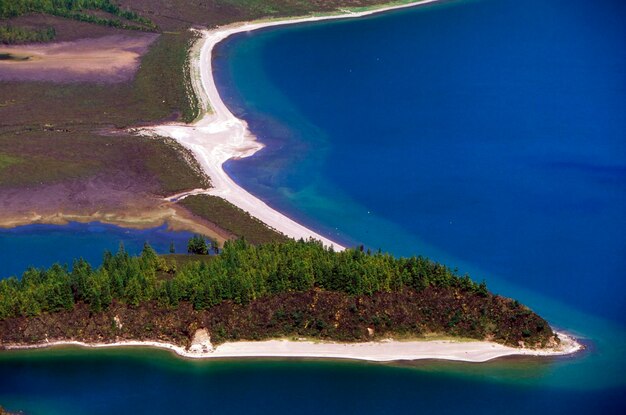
(145, 1), (442, 250)
(4, 331), (582, 363)
(0, 34), (157, 83)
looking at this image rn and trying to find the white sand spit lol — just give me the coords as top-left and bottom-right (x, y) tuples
(144, 1), (442, 250)
(4, 332), (582, 363)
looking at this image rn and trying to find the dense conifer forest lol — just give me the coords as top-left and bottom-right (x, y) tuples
(0, 238), (491, 318)
(0, 238), (557, 347)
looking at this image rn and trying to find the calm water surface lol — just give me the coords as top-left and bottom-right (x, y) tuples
(0, 348), (624, 415)
(0, 222), (194, 278)
(1, 0), (625, 413)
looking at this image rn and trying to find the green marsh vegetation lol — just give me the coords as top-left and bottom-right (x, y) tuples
(0, 0), (157, 41)
(179, 195), (289, 245)
(134, 31), (200, 124)
(0, 130), (208, 192)
(0, 153), (23, 171)
(0, 25), (55, 43)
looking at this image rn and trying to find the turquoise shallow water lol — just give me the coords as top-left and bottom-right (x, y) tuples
(1, 0), (625, 413)
(0, 347), (624, 415)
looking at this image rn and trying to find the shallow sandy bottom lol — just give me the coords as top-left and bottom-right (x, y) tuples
(0, 34), (158, 83)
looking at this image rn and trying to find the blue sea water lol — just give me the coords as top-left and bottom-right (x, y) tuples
(1, 0), (625, 413)
(0, 222), (194, 278)
(216, 0), (626, 326)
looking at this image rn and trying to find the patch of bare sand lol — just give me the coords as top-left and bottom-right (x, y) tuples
(0, 33), (158, 83)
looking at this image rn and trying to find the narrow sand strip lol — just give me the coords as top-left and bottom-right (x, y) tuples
(145, 1), (442, 250)
(4, 331), (582, 363)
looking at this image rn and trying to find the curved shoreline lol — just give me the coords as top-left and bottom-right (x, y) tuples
(0, 1), (587, 365)
(3, 331), (582, 363)
(144, 1), (442, 250)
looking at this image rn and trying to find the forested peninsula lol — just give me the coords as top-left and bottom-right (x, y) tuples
(0, 238), (559, 350)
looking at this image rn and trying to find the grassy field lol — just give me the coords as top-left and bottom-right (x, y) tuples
(0, 29), (203, 199)
(0, 128), (208, 193)
(179, 195), (289, 245)
(0, 31), (199, 128)
(134, 31), (200, 123)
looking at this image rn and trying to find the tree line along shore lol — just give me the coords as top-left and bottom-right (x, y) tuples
(1, 0), (157, 44)
(0, 237), (558, 349)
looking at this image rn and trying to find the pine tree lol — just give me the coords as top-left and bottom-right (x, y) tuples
(187, 235), (208, 255)
(124, 276), (142, 307)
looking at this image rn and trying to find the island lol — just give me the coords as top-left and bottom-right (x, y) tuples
(0, 237), (580, 362)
